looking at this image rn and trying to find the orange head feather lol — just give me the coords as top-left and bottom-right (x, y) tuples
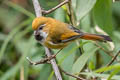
(32, 17), (48, 30)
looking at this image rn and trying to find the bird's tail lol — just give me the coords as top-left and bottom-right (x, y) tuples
(81, 33), (112, 42)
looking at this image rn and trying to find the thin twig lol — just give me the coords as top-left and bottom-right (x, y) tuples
(42, 0), (69, 15)
(67, 0), (76, 26)
(93, 50), (120, 80)
(26, 49), (63, 65)
(32, 0), (42, 17)
(60, 67), (87, 80)
(94, 42), (120, 63)
(99, 50), (120, 74)
(94, 42), (114, 57)
(20, 66), (24, 80)
(26, 57), (50, 65)
(92, 50), (120, 79)
(107, 50), (120, 66)
(44, 47), (63, 80)
(31, 0), (63, 80)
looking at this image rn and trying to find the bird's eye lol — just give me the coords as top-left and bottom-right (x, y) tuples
(38, 24), (46, 30)
(39, 27), (43, 30)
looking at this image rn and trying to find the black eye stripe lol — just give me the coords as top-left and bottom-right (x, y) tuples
(39, 24), (46, 30)
(39, 27), (43, 30)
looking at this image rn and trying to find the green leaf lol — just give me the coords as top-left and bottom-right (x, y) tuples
(93, 0), (113, 36)
(80, 13), (91, 32)
(0, 19), (32, 63)
(1, 36), (35, 80)
(70, 43), (99, 80)
(6, 2), (35, 19)
(80, 72), (120, 80)
(95, 64), (120, 73)
(74, 0), (96, 21)
(114, 31), (120, 40)
(108, 68), (120, 80)
(48, 41), (89, 80)
(37, 64), (52, 80)
(54, 8), (65, 22)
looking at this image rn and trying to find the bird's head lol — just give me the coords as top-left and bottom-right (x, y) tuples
(32, 17), (48, 30)
(32, 17), (49, 43)
(32, 17), (68, 45)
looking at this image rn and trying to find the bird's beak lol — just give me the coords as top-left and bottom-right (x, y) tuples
(34, 30), (39, 36)
(34, 30), (43, 41)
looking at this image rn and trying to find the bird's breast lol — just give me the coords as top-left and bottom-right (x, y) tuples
(44, 40), (68, 49)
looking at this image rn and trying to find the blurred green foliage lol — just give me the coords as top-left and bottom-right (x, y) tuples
(0, 0), (120, 80)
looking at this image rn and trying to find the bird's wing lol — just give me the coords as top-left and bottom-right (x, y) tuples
(50, 25), (83, 43)
(60, 25), (84, 43)
(61, 35), (82, 43)
(68, 25), (83, 33)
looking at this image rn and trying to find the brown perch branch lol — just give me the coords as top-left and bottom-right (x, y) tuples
(107, 50), (120, 66)
(42, 0), (70, 15)
(60, 67), (87, 80)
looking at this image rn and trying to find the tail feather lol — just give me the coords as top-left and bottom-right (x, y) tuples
(98, 35), (112, 42)
(81, 33), (112, 42)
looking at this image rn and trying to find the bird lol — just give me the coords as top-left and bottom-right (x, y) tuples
(32, 17), (112, 49)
